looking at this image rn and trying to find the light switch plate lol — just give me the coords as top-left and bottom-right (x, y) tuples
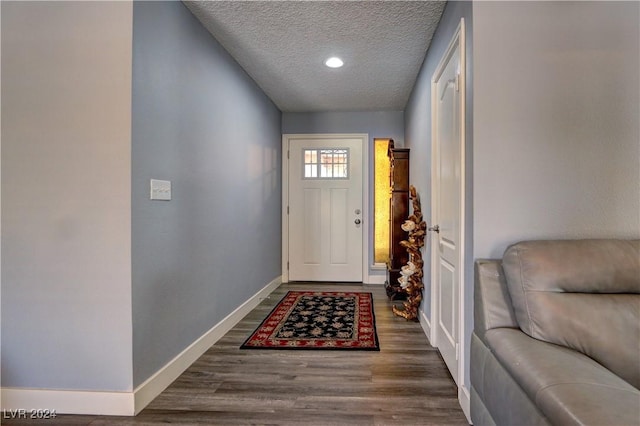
(150, 179), (171, 201)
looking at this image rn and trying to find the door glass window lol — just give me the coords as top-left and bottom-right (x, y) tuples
(303, 149), (349, 179)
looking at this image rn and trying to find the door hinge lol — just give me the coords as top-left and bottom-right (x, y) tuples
(287, 261), (289, 270)
(287, 150), (290, 159)
(455, 343), (460, 360)
(287, 206), (289, 215)
(455, 73), (460, 92)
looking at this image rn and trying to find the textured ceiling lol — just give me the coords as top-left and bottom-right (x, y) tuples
(183, 1), (446, 112)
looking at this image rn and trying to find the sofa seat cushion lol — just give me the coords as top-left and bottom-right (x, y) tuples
(486, 328), (640, 426)
(502, 239), (640, 388)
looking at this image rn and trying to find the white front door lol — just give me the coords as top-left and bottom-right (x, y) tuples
(431, 21), (466, 385)
(287, 136), (363, 282)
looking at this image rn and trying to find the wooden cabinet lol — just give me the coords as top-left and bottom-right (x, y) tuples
(385, 140), (410, 300)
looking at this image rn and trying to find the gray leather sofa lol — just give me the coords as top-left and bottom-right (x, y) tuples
(471, 239), (640, 425)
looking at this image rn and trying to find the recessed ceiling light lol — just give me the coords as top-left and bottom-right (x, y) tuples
(325, 57), (344, 68)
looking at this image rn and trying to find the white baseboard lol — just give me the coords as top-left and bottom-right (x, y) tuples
(133, 275), (281, 414)
(459, 384), (471, 424)
(0, 276), (282, 417)
(419, 308), (432, 345)
(0, 388), (134, 416)
(365, 274), (386, 285)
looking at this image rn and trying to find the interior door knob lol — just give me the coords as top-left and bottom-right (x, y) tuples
(355, 219), (361, 225)
(428, 224), (440, 233)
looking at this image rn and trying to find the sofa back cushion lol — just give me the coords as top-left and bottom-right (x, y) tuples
(502, 239), (640, 389)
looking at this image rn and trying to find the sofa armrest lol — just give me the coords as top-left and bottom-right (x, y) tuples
(474, 260), (518, 342)
(472, 332), (550, 426)
(486, 328), (640, 426)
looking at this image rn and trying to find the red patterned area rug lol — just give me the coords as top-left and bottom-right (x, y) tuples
(241, 291), (379, 350)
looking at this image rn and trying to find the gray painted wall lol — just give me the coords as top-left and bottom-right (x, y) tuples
(473, 1), (640, 258)
(282, 111), (404, 141)
(132, 2), (282, 387)
(1, 2), (134, 391)
(282, 111), (404, 276)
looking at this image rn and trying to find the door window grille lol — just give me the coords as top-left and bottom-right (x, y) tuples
(303, 149), (349, 179)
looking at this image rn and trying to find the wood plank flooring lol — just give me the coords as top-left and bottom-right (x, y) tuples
(3, 283), (468, 425)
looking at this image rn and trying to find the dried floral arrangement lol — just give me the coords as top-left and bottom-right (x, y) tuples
(393, 185), (427, 321)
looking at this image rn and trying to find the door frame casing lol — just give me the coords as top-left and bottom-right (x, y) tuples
(429, 17), (468, 410)
(281, 133), (369, 283)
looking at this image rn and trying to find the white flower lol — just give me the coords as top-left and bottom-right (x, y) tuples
(401, 262), (416, 276)
(401, 220), (416, 232)
(400, 268), (414, 277)
(398, 275), (409, 289)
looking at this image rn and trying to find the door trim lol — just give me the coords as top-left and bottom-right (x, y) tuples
(430, 17), (467, 393)
(282, 133), (369, 283)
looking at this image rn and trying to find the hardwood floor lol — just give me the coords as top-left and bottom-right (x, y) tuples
(4, 283), (468, 425)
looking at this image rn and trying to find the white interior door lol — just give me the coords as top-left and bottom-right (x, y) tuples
(288, 137), (363, 282)
(432, 22), (465, 385)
